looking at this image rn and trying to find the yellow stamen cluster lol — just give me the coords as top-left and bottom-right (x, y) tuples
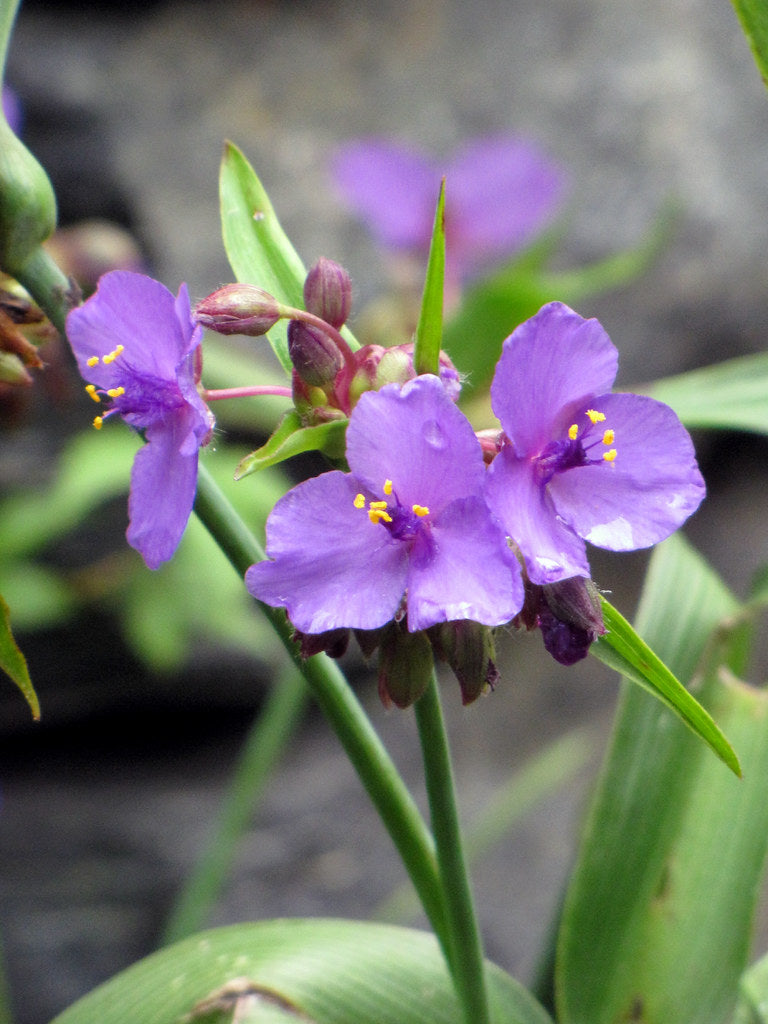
(353, 482), (430, 525)
(568, 409), (617, 463)
(85, 384), (101, 403)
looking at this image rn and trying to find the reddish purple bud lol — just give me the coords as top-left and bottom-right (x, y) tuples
(303, 257), (352, 330)
(194, 284), (283, 336)
(288, 318), (344, 387)
(538, 577), (606, 665)
(293, 627), (350, 659)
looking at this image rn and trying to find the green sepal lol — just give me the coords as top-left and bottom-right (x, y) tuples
(413, 178), (446, 377)
(49, 919), (553, 1024)
(592, 595), (741, 776)
(647, 351), (768, 434)
(234, 411), (348, 479)
(0, 592), (39, 719)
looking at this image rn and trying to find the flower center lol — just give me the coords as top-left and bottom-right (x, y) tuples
(84, 344), (184, 429)
(353, 478), (431, 541)
(535, 408), (617, 485)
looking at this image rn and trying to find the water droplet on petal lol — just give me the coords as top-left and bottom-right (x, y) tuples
(422, 418), (446, 449)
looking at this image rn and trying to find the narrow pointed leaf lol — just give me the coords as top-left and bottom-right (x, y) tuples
(234, 412), (348, 478)
(731, 0), (768, 88)
(0, 593), (39, 719)
(50, 919), (553, 1024)
(592, 596), (740, 775)
(413, 179), (445, 377)
(219, 142), (306, 373)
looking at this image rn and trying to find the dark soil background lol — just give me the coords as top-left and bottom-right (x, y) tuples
(2, 0), (768, 1022)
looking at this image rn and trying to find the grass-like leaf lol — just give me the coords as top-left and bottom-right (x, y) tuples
(593, 596), (741, 776)
(0, 593), (39, 719)
(413, 178), (445, 377)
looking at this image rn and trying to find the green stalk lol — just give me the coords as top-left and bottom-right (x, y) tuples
(13, 246), (71, 334)
(0, 0), (20, 81)
(193, 463), (450, 957)
(414, 673), (490, 1024)
(160, 664), (308, 946)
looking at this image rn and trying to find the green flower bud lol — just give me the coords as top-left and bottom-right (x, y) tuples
(0, 117), (57, 276)
(0, 349), (31, 385)
(429, 620), (499, 705)
(377, 620), (433, 709)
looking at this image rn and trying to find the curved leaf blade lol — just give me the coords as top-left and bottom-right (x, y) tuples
(50, 919), (553, 1024)
(593, 596), (740, 775)
(0, 593), (39, 719)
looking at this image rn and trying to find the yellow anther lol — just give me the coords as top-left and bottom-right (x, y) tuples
(93, 415), (104, 430)
(568, 423), (578, 441)
(102, 343), (124, 365)
(353, 493), (366, 509)
(603, 448), (617, 463)
(85, 384), (101, 403)
(368, 508), (392, 525)
(383, 479), (393, 495)
(369, 500), (389, 511)
(106, 387), (125, 398)
(602, 429), (615, 445)
(587, 409), (606, 424)
(412, 505), (430, 517)
(86, 355), (99, 367)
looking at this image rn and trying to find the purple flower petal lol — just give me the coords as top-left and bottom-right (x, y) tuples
(2, 85), (22, 135)
(548, 392), (706, 550)
(491, 302), (618, 457)
(66, 271), (198, 387)
(448, 136), (567, 274)
(346, 375), (484, 513)
(406, 496), (524, 631)
(332, 139), (437, 250)
(485, 446), (590, 584)
(246, 472), (409, 633)
(126, 411), (200, 569)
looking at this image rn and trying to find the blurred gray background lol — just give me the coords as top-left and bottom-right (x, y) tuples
(2, 0), (768, 1021)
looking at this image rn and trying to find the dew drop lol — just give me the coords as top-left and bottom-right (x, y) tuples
(422, 418), (446, 449)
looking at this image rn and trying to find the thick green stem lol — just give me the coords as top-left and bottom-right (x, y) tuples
(414, 673), (490, 1024)
(193, 463), (451, 958)
(160, 664), (308, 946)
(13, 245), (71, 334)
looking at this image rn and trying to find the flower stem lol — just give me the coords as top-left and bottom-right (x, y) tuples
(160, 663), (308, 946)
(12, 245), (72, 335)
(192, 462), (450, 958)
(414, 672), (490, 1024)
(202, 384), (293, 402)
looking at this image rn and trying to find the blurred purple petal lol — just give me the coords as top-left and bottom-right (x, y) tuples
(2, 85), (22, 134)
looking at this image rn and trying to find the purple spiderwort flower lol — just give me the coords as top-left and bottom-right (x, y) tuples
(66, 271), (214, 569)
(332, 135), (566, 288)
(246, 374), (523, 634)
(484, 302), (706, 585)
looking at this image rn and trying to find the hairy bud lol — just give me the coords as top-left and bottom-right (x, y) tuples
(194, 284), (283, 336)
(303, 257), (352, 329)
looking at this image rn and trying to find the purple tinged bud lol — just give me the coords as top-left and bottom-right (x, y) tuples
(194, 283), (283, 336)
(303, 257), (352, 329)
(538, 577), (606, 666)
(293, 627), (350, 659)
(288, 318), (344, 388)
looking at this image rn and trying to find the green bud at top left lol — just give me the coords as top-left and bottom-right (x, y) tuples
(0, 114), (57, 276)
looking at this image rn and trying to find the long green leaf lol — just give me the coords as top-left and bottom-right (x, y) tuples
(50, 920), (553, 1024)
(413, 179), (445, 377)
(731, 0), (768, 88)
(556, 534), (765, 1024)
(0, 593), (39, 719)
(219, 142), (307, 373)
(593, 597), (740, 775)
(646, 351), (768, 434)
